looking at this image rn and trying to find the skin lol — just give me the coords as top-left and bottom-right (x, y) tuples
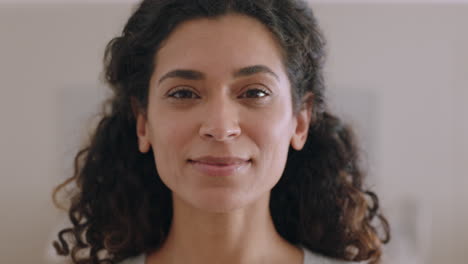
(135, 14), (312, 264)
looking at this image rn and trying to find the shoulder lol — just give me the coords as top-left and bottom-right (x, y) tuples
(302, 247), (365, 264)
(117, 254), (145, 264)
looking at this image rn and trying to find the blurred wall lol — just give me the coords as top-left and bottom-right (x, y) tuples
(0, 2), (466, 264)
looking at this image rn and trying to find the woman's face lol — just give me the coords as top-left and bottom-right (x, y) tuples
(136, 14), (311, 213)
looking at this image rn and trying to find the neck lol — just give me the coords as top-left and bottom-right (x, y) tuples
(147, 192), (302, 264)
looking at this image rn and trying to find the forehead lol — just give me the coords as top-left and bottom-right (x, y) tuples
(152, 13), (287, 81)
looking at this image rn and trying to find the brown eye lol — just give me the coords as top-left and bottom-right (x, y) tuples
(168, 88), (200, 99)
(240, 88), (270, 99)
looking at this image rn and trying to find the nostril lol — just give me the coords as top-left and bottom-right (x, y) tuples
(199, 127), (241, 141)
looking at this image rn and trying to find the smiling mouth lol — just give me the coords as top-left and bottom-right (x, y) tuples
(188, 159), (251, 177)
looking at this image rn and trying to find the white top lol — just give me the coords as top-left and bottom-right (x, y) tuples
(118, 246), (362, 264)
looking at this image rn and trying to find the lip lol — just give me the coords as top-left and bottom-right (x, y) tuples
(188, 156), (251, 177)
(190, 156), (250, 165)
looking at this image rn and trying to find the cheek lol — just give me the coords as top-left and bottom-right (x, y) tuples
(248, 107), (294, 183)
(254, 98), (294, 146)
(149, 107), (195, 149)
(147, 110), (195, 181)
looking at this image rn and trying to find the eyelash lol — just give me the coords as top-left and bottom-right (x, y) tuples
(167, 87), (271, 100)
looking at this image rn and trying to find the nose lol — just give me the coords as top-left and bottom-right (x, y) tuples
(199, 97), (241, 142)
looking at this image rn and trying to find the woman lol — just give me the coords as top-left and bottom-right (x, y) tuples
(52, 0), (390, 264)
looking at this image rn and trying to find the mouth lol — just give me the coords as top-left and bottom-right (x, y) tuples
(188, 157), (252, 177)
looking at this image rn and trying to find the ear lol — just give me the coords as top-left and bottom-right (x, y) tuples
(290, 93), (314, 151)
(131, 97), (151, 153)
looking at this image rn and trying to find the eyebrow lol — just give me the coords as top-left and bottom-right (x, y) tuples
(158, 65), (279, 84)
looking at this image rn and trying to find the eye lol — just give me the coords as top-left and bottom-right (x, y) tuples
(240, 87), (271, 99)
(167, 88), (200, 99)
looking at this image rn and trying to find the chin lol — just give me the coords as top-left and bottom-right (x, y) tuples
(184, 189), (257, 214)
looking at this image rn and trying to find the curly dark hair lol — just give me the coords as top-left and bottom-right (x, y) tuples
(52, 0), (390, 263)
